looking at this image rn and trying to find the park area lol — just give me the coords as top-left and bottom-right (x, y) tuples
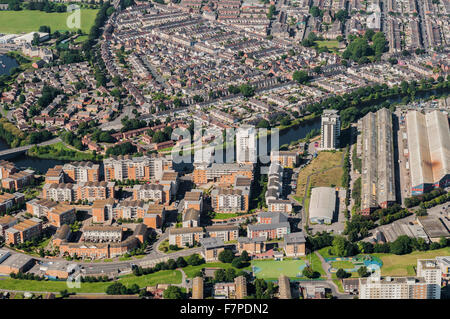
(0, 10), (98, 34)
(0, 269), (182, 294)
(251, 259), (307, 280)
(373, 247), (450, 276)
(315, 40), (340, 49)
(295, 150), (344, 201)
(325, 255), (383, 273)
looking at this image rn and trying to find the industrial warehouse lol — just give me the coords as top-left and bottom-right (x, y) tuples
(406, 110), (450, 195)
(309, 187), (337, 224)
(357, 108), (397, 215)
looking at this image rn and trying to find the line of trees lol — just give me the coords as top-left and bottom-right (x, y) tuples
(131, 254), (205, 277)
(404, 188), (446, 208)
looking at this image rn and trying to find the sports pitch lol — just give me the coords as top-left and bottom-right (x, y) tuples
(251, 259), (307, 279)
(0, 10), (98, 34)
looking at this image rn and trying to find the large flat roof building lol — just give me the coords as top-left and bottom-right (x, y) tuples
(309, 187), (336, 224)
(406, 110), (450, 195)
(357, 108), (396, 214)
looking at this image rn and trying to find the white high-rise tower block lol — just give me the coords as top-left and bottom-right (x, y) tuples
(320, 109), (340, 150)
(236, 125), (257, 163)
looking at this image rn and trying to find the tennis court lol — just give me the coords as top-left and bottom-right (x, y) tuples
(251, 259), (307, 279)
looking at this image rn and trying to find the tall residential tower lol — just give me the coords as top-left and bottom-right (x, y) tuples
(320, 110), (340, 150)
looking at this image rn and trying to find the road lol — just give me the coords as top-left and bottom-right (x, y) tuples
(313, 251), (353, 299)
(100, 104), (135, 131)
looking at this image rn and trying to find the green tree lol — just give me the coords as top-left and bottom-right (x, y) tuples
(357, 266), (368, 277)
(163, 286), (185, 299)
(302, 266), (319, 279)
(292, 70), (310, 84)
(218, 249), (235, 263)
(336, 268), (350, 279)
(187, 254), (204, 266)
(390, 235), (412, 255)
(176, 256), (187, 268)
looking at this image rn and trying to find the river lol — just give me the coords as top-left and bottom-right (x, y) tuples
(0, 139), (67, 175)
(173, 116), (322, 170)
(0, 54), (19, 76)
(0, 116), (321, 174)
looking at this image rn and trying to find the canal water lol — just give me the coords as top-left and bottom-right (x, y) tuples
(0, 116), (321, 174)
(0, 54), (19, 76)
(0, 139), (67, 175)
(173, 116), (322, 170)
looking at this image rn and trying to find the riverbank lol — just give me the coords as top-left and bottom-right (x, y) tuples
(27, 142), (100, 162)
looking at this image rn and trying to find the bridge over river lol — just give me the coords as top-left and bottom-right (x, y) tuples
(0, 138), (61, 159)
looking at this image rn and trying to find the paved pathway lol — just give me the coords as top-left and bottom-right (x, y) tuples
(313, 251), (352, 299)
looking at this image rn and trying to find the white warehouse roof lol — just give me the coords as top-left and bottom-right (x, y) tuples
(309, 187), (336, 224)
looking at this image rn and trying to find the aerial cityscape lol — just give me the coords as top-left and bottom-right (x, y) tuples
(0, 0), (449, 304)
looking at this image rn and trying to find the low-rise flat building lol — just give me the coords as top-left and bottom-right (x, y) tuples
(283, 232), (306, 257)
(237, 236), (266, 255)
(200, 237), (225, 262)
(182, 208), (200, 228)
(270, 151), (299, 168)
(205, 224), (239, 242)
(168, 227), (204, 248)
(5, 217), (42, 245)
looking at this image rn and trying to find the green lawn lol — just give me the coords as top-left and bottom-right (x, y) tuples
(0, 270), (182, 293)
(118, 270), (182, 287)
(0, 10), (98, 34)
(158, 239), (186, 254)
(317, 246), (450, 277)
(373, 247), (450, 276)
(73, 35), (88, 43)
(332, 279), (345, 293)
(28, 142), (97, 161)
(303, 253), (326, 277)
(212, 213), (239, 219)
(331, 260), (355, 269)
(183, 262), (251, 278)
(315, 40), (340, 49)
(251, 259), (307, 280)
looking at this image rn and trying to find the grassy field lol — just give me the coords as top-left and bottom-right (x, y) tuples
(318, 246), (450, 277)
(303, 253), (326, 277)
(309, 166), (344, 189)
(296, 151), (344, 199)
(183, 262), (251, 278)
(158, 239), (187, 254)
(0, 270), (182, 293)
(212, 213), (239, 219)
(28, 142), (97, 161)
(333, 279), (344, 292)
(331, 260), (355, 269)
(315, 40), (340, 49)
(73, 35), (89, 43)
(0, 10), (98, 34)
(252, 259), (307, 280)
(373, 247), (450, 276)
